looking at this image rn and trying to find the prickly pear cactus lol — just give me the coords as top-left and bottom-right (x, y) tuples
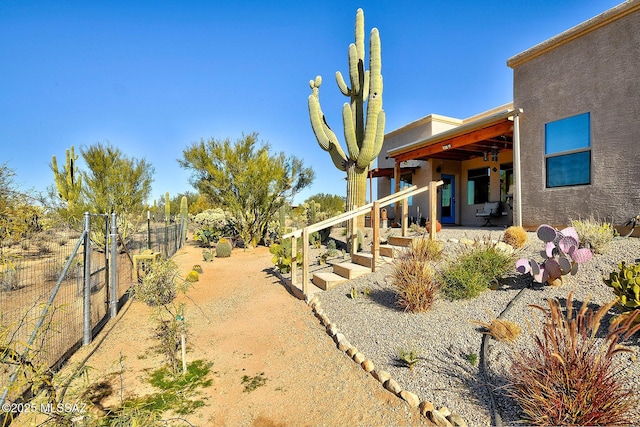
(604, 261), (640, 311)
(307, 8), (385, 229)
(515, 224), (593, 285)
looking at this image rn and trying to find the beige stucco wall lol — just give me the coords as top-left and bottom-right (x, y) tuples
(511, 6), (640, 228)
(377, 115), (460, 221)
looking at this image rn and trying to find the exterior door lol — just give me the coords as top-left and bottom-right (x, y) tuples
(440, 174), (455, 224)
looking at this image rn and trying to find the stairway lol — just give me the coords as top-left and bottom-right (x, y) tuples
(309, 239), (408, 292)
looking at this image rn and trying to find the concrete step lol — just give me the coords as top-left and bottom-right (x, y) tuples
(351, 252), (393, 269)
(312, 272), (349, 290)
(379, 244), (406, 258)
(388, 235), (415, 247)
(333, 262), (371, 279)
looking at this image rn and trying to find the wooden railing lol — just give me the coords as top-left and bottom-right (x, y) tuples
(283, 180), (444, 297)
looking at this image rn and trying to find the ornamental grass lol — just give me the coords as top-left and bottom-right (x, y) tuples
(508, 292), (640, 426)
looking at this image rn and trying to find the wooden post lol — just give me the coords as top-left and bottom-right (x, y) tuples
(401, 197), (408, 237)
(349, 206), (358, 257)
(291, 235), (298, 286)
(429, 181), (438, 241)
(302, 228), (309, 295)
(393, 161), (401, 223)
(372, 202), (380, 272)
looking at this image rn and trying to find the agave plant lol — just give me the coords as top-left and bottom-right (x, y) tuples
(516, 224), (593, 285)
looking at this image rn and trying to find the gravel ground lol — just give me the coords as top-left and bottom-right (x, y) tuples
(315, 227), (640, 426)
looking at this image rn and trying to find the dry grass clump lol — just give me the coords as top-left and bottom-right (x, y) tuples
(408, 237), (443, 261)
(571, 217), (614, 254)
(388, 238), (442, 312)
(470, 315), (522, 343)
(389, 256), (439, 312)
(502, 225), (528, 249)
(508, 292), (640, 426)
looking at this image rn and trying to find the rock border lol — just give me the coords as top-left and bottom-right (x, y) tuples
(307, 294), (469, 427)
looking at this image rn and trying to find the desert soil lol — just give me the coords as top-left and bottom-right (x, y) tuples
(22, 241), (429, 427)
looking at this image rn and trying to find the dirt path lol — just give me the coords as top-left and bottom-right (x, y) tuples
(44, 242), (429, 426)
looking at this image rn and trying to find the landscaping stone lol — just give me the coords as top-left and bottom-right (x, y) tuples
(326, 323), (339, 336)
(429, 409), (453, 427)
(361, 359), (375, 372)
(346, 346), (358, 357)
(353, 352), (365, 364)
(384, 378), (401, 395)
(438, 406), (451, 417)
(448, 413), (468, 427)
(419, 401), (435, 417)
(400, 390), (419, 408)
(372, 369), (391, 384)
(337, 339), (351, 352)
(318, 313), (329, 326)
(333, 333), (345, 344)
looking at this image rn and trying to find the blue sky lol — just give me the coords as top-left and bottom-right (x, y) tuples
(0, 0), (623, 206)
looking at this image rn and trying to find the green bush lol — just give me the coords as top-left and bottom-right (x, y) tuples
(440, 240), (514, 300)
(571, 217), (614, 254)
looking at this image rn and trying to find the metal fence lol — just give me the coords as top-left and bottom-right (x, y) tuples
(0, 212), (185, 417)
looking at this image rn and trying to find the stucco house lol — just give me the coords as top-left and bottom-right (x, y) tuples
(377, 0), (639, 229)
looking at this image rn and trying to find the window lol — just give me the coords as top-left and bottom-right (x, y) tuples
(390, 175), (412, 206)
(545, 113), (591, 188)
(500, 163), (513, 202)
(467, 167), (490, 205)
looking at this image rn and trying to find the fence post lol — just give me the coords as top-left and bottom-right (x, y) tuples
(302, 228), (309, 295)
(110, 212), (118, 318)
(291, 235), (298, 286)
(147, 210), (151, 250)
(372, 202), (380, 272)
(429, 181), (438, 241)
(83, 212), (92, 346)
(401, 198), (409, 237)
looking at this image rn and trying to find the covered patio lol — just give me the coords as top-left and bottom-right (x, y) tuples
(383, 108), (523, 227)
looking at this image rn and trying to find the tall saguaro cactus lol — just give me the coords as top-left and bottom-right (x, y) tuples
(308, 8), (385, 227)
(52, 145), (82, 207)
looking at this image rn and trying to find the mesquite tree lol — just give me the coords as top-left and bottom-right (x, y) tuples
(308, 8), (385, 228)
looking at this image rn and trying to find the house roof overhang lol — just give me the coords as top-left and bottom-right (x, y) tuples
(370, 166), (419, 178)
(387, 109), (520, 163)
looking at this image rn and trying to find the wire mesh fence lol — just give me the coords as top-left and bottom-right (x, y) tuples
(0, 214), (185, 416)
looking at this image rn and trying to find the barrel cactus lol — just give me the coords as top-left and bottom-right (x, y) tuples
(516, 224), (592, 285)
(604, 261), (640, 312)
(216, 238), (232, 258)
(186, 270), (199, 282)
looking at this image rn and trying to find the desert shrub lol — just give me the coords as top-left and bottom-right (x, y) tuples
(571, 217), (614, 254)
(389, 256), (439, 312)
(192, 208), (230, 246)
(408, 238), (443, 262)
(440, 239), (514, 300)
(133, 259), (187, 307)
(502, 225), (528, 249)
(508, 292), (640, 426)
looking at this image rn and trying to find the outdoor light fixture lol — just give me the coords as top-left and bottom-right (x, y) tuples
(483, 151), (488, 162)
(491, 146), (499, 162)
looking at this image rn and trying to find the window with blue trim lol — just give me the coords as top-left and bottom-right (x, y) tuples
(390, 176), (412, 206)
(545, 113), (591, 188)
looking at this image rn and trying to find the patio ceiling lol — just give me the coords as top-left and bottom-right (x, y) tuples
(387, 109), (516, 162)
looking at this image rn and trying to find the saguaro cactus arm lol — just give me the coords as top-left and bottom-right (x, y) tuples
(308, 77), (348, 171)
